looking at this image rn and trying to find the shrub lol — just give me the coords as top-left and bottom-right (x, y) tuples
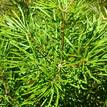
(0, 0), (107, 106)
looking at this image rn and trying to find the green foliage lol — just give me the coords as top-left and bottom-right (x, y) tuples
(0, 0), (107, 107)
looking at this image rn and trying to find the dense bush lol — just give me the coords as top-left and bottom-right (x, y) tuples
(0, 0), (107, 107)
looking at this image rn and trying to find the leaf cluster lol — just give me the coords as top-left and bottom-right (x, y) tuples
(0, 0), (107, 107)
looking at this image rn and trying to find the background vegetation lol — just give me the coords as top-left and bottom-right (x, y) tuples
(0, 0), (107, 107)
